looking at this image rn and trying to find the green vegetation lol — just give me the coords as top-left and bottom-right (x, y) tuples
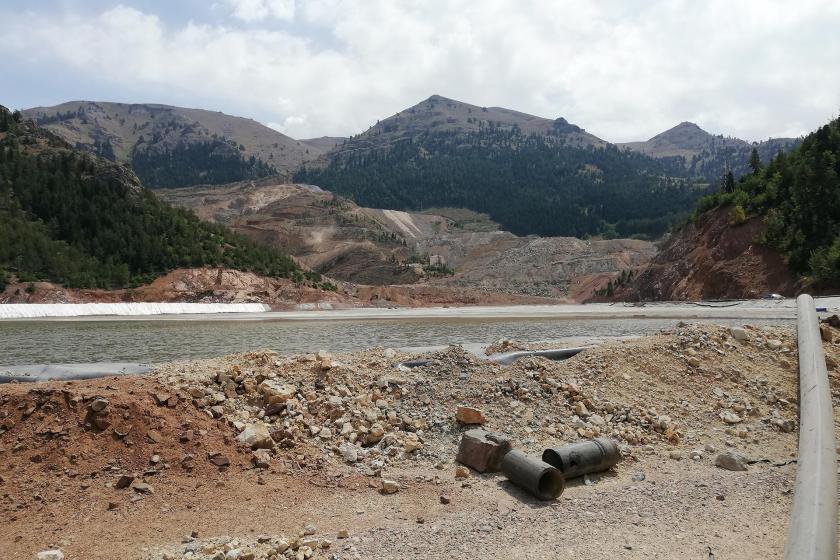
(693, 118), (840, 286)
(296, 127), (712, 239)
(0, 105), (299, 289)
(132, 138), (276, 189)
(594, 269), (635, 297)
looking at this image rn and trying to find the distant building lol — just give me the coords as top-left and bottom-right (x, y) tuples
(429, 254), (446, 266)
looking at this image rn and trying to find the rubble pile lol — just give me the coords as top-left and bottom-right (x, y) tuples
(154, 323), (819, 478)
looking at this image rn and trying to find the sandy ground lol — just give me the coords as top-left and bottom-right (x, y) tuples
(2, 321), (838, 559)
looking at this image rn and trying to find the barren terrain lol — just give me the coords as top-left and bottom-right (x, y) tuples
(158, 180), (655, 299)
(3, 322), (838, 559)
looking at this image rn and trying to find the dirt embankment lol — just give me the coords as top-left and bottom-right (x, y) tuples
(0, 267), (563, 308)
(605, 207), (797, 301)
(3, 322), (839, 559)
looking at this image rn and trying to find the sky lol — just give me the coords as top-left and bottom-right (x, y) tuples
(1, 0), (839, 142)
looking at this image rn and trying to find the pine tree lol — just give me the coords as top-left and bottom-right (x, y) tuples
(749, 148), (762, 174)
(721, 169), (736, 193)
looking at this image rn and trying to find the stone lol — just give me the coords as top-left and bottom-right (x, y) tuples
(455, 429), (511, 473)
(339, 443), (358, 463)
(730, 327), (749, 342)
(687, 357), (701, 368)
(259, 380), (297, 405)
(380, 479), (400, 494)
(455, 465), (471, 479)
(589, 414), (606, 426)
(36, 551), (65, 560)
(631, 472), (646, 482)
(384, 348), (397, 359)
(820, 325), (833, 343)
(209, 453), (231, 467)
(304, 524), (317, 535)
(455, 406), (486, 425)
(402, 434), (423, 453)
(252, 449), (272, 468)
(767, 339), (783, 350)
(115, 474), (135, 489)
(337, 529), (350, 539)
(365, 423), (385, 445)
(89, 398), (109, 413)
(237, 423), (274, 450)
(440, 494), (451, 504)
(668, 450), (682, 461)
(772, 419), (796, 433)
(719, 411), (742, 424)
(132, 482), (154, 494)
(573, 402), (589, 416)
(714, 451), (749, 471)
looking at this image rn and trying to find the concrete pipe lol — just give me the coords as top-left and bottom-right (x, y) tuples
(541, 437), (621, 479)
(500, 449), (564, 500)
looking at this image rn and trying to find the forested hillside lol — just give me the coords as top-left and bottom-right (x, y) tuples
(620, 121), (799, 180)
(0, 105), (299, 290)
(297, 126), (712, 238)
(22, 101), (323, 188)
(693, 117), (840, 286)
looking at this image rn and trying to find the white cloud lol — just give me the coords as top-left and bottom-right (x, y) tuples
(222, 0), (295, 22)
(2, 1), (839, 141)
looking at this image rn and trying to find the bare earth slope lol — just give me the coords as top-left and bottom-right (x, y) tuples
(611, 207), (797, 301)
(22, 101), (325, 176)
(3, 322), (837, 559)
(158, 180), (655, 299)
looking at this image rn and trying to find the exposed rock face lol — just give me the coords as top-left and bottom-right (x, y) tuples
(611, 207), (797, 301)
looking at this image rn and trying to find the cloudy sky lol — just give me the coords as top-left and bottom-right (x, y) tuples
(2, 0), (838, 141)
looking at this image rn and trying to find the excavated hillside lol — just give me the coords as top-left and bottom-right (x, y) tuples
(610, 207), (797, 301)
(158, 180), (656, 299)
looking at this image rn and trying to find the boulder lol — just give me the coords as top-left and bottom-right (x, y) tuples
(237, 422), (274, 450)
(730, 327), (749, 342)
(714, 451), (749, 471)
(455, 429), (511, 473)
(36, 551), (65, 560)
(258, 380), (297, 405)
(820, 325), (833, 343)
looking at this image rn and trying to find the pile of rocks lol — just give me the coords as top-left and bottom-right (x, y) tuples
(150, 524), (350, 560)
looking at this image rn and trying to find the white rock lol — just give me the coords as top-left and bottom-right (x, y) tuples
(339, 443), (358, 463)
(380, 479), (400, 494)
(37, 552), (65, 560)
(237, 422), (273, 449)
(730, 327), (749, 342)
(719, 411), (742, 425)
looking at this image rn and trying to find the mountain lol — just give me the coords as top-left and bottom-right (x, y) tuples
(610, 116), (840, 300)
(620, 122), (799, 179)
(21, 101), (329, 189)
(326, 94), (607, 154)
(0, 105), (302, 291)
(297, 95), (704, 239)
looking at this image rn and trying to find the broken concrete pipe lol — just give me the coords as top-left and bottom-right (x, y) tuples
(500, 449), (565, 500)
(541, 437), (620, 479)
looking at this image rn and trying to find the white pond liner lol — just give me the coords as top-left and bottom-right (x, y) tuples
(0, 302), (270, 319)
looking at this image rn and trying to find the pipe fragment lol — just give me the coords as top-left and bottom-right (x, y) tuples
(542, 437), (620, 479)
(500, 449), (564, 500)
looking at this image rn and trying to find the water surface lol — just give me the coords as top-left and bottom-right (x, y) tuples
(0, 316), (792, 366)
